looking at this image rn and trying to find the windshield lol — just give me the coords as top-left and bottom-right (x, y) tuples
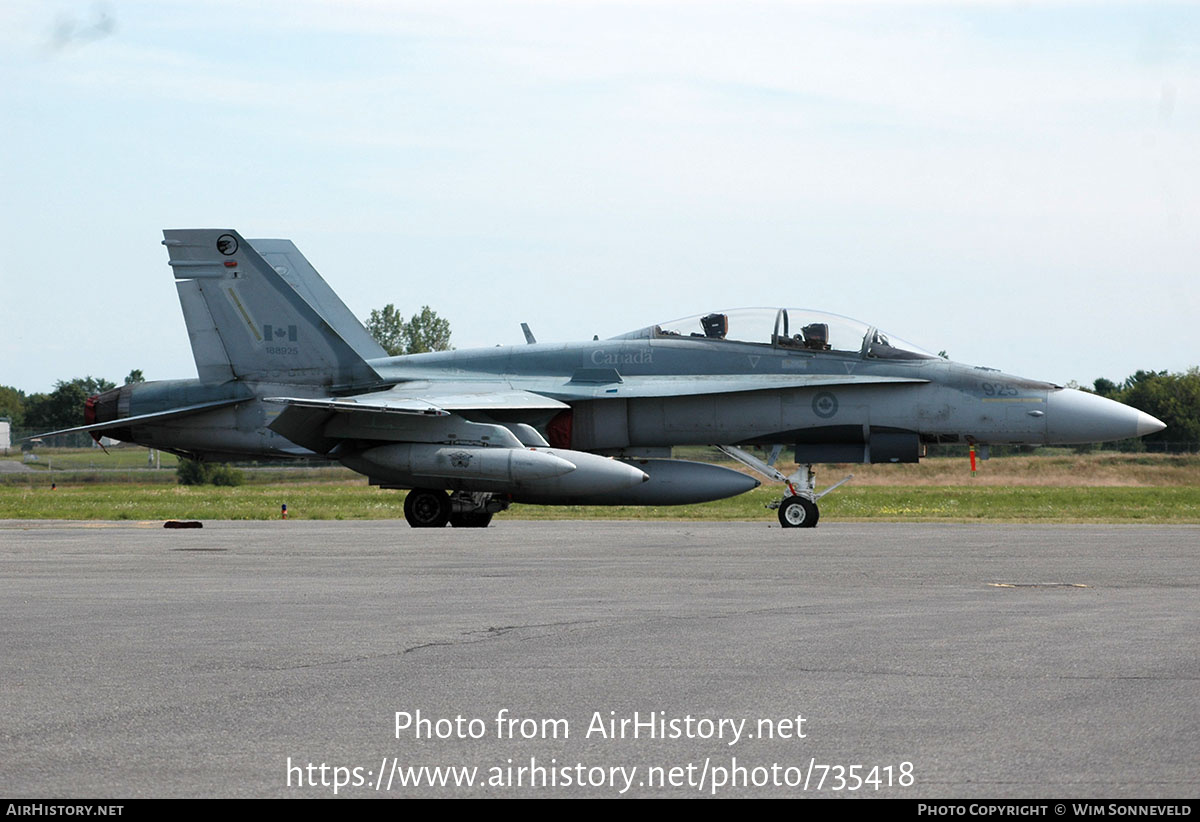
(772, 309), (872, 354)
(865, 328), (939, 360)
(648, 308), (937, 359)
(655, 308), (780, 345)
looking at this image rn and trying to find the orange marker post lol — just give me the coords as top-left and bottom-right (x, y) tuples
(969, 444), (977, 474)
(281, 503), (288, 520)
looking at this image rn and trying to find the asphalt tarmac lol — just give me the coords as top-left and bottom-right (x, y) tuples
(1, 520), (1196, 799)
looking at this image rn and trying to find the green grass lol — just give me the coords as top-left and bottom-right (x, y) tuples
(0, 483), (392, 521)
(2, 483), (1198, 523)
(4, 448), (1198, 523)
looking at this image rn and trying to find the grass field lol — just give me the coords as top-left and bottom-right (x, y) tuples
(2, 447), (1198, 523)
(2, 482), (1198, 523)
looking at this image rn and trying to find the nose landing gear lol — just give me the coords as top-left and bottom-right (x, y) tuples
(776, 495), (819, 528)
(716, 445), (854, 529)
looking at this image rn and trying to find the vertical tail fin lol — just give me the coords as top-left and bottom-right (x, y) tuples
(164, 229), (380, 387)
(247, 238), (387, 362)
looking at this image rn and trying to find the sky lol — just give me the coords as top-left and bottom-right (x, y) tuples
(1, 0), (1197, 394)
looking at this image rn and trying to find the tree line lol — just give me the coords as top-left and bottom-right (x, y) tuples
(1082, 367), (1200, 452)
(1, 372), (142, 434)
(363, 304), (451, 356)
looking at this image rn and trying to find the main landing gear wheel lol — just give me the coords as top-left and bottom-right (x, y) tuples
(403, 488), (451, 528)
(778, 496), (819, 528)
(449, 512), (493, 528)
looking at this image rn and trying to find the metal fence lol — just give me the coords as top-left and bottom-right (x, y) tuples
(925, 441), (1200, 458)
(9, 429), (101, 450)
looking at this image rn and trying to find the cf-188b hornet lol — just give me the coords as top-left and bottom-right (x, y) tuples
(44, 229), (1165, 528)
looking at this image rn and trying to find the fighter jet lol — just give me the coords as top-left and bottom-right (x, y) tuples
(47, 229), (1165, 528)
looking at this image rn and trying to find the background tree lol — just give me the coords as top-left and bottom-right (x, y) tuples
(1119, 368), (1200, 449)
(0, 385), (25, 427)
(176, 458), (244, 486)
(124, 369), (145, 385)
(71, 376), (116, 395)
(1092, 376), (1119, 398)
(1083, 368), (1200, 452)
(22, 376), (116, 433)
(365, 304), (452, 356)
(364, 304), (408, 356)
(23, 382), (89, 432)
(404, 306), (452, 354)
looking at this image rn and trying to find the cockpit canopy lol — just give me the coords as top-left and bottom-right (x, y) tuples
(627, 307), (937, 360)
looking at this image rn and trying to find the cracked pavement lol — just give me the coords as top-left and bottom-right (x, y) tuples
(1, 520), (1197, 797)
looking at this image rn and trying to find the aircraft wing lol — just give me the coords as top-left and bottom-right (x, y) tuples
(265, 383), (569, 454)
(520, 372), (930, 400)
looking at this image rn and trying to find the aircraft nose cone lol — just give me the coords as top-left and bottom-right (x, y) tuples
(1046, 388), (1163, 445)
(1136, 410), (1166, 437)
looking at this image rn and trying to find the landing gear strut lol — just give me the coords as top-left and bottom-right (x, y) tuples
(449, 511), (493, 528)
(716, 446), (853, 529)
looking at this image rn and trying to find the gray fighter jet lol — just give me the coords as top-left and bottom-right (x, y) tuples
(49, 229), (1165, 528)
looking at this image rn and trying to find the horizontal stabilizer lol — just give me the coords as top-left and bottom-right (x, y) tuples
(28, 398), (245, 440)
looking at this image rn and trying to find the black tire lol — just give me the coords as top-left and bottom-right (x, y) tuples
(403, 489), (451, 528)
(778, 496), (818, 528)
(449, 512), (493, 528)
